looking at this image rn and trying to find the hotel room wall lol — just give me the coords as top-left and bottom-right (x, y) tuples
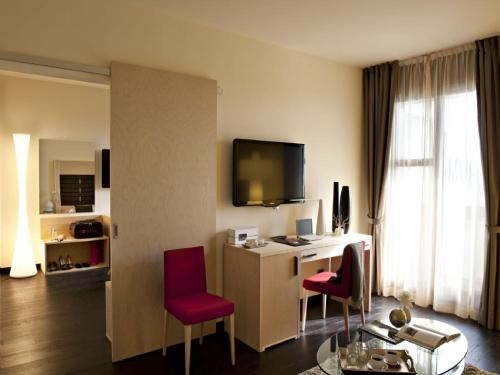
(0, 0), (367, 306)
(0, 75), (110, 267)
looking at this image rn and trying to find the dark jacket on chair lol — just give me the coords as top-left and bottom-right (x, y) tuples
(328, 242), (364, 305)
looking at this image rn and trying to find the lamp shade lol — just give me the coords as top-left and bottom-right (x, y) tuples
(10, 133), (37, 278)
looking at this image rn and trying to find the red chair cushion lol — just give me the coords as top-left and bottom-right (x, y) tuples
(303, 271), (351, 298)
(165, 292), (235, 325)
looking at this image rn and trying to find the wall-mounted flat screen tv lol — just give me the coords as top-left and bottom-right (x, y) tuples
(232, 139), (305, 207)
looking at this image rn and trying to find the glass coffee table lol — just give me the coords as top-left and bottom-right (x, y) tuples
(317, 318), (467, 374)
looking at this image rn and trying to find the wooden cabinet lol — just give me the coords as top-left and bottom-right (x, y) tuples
(39, 213), (110, 275)
(261, 251), (301, 347)
(223, 244), (300, 352)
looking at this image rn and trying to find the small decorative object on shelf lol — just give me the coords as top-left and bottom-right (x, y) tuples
(51, 190), (60, 213)
(43, 199), (55, 213)
(332, 214), (348, 236)
(90, 242), (103, 265)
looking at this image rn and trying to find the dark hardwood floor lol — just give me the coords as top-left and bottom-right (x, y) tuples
(1, 270), (499, 375)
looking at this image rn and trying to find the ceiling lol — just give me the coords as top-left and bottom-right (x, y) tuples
(134, 0), (500, 67)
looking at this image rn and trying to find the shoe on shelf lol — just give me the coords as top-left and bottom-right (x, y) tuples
(59, 256), (67, 270)
(47, 262), (57, 272)
(66, 255), (73, 269)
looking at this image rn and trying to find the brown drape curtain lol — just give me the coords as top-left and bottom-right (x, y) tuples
(476, 35), (500, 330)
(363, 61), (399, 293)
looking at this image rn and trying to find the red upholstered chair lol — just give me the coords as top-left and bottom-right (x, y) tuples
(301, 243), (365, 333)
(163, 246), (235, 375)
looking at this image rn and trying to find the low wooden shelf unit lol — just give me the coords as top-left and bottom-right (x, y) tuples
(39, 214), (110, 276)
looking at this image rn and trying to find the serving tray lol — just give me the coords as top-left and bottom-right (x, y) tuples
(338, 348), (417, 374)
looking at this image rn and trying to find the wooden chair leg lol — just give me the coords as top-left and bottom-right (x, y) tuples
(199, 322), (204, 345)
(360, 299), (366, 325)
(229, 314), (235, 365)
(342, 300), (350, 333)
(301, 289), (309, 332)
(184, 325), (192, 375)
(322, 294), (327, 319)
(162, 310), (169, 356)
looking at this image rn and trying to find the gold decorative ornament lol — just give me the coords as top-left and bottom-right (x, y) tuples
(389, 308), (407, 328)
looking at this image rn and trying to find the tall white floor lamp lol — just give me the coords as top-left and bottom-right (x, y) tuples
(10, 133), (37, 278)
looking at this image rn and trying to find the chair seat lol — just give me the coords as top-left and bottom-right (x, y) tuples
(303, 271), (350, 298)
(165, 292), (235, 325)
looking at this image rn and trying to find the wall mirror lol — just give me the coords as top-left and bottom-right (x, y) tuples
(39, 139), (96, 214)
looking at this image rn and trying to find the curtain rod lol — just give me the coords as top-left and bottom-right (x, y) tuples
(0, 51), (110, 86)
(399, 43), (475, 66)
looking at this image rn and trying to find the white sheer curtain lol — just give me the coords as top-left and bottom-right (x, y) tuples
(380, 45), (486, 320)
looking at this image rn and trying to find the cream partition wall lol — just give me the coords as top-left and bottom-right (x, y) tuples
(110, 62), (217, 361)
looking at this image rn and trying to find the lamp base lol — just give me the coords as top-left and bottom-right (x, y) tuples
(9, 265), (38, 278)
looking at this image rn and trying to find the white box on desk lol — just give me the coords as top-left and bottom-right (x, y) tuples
(227, 226), (259, 245)
(228, 235), (258, 245)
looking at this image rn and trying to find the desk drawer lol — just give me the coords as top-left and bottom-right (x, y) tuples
(300, 245), (343, 263)
(300, 241), (371, 263)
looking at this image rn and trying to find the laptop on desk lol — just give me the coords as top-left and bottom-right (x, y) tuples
(296, 218), (323, 241)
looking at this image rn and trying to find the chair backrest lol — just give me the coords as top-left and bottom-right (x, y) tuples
(164, 246), (207, 301)
(338, 241), (365, 298)
(339, 245), (353, 295)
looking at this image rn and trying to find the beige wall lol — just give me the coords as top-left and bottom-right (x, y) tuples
(0, 74), (110, 267)
(0, 0), (367, 297)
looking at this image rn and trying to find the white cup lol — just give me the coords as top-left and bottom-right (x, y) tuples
(384, 350), (401, 366)
(368, 354), (387, 370)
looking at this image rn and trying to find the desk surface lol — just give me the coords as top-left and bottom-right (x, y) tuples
(226, 232), (371, 257)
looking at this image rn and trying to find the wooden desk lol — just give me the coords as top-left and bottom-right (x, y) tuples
(223, 233), (372, 352)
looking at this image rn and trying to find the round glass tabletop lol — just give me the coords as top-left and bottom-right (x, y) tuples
(317, 318), (467, 375)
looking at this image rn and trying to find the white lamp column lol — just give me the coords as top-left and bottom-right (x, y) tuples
(10, 133), (37, 278)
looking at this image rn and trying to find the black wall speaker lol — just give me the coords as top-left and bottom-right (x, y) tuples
(102, 149), (110, 188)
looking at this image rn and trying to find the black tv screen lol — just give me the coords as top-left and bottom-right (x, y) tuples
(232, 139), (305, 207)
